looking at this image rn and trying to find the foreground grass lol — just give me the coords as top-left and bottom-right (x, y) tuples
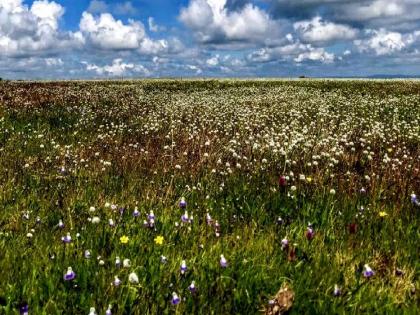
(0, 79), (419, 314)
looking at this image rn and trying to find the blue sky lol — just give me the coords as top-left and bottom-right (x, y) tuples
(1, 0), (420, 79)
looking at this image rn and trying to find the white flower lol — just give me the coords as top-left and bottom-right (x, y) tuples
(129, 272), (139, 284)
(89, 206), (96, 212)
(123, 259), (131, 268)
(91, 216), (100, 224)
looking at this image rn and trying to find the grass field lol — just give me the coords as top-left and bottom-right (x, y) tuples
(0, 79), (419, 314)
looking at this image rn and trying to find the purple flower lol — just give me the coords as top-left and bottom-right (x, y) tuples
(180, 260), (187, 274)
(411, 194), (419, 206)
(363, 264), (374, 278)
(281, 238), (289, 250)
(220, 254), (228, 268)
(181, 211), (189, 223)
(133, 208), (140, 217)
(171, 292), (180, 305)
(19, 303), (28, 315)
(188, 281), (197, 293)
(179, 198), (187, 209)
(64, 267), (76, 281)
(305, 226), (314, 240)
(61, 233), (72, 243)
(333, 284), (341, 296)
(113, 276), (121, 286)
(58, 219), (64, 229)
(106, 305), (112, 315)
(148, 211), (155, 221)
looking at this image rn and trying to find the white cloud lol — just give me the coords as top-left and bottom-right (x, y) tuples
(342, 0), (405, 21)
(148, 17), (166, 32)
(79, 12), (145, 50)
(294, 17), (357, 44)
(0, 0), (82, 56)
(354, 28), (417, 55)
(45, 57), (63, 66)
(82, 58), (150, 76)
(294, 48), (335, 63)
(114, 1), (137, 16)
(206, 55), (220, 66)
(179, 0), (282, 45)
(87, 0), (108, 14)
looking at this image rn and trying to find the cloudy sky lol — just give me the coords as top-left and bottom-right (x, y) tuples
(1, 0), (420, 79)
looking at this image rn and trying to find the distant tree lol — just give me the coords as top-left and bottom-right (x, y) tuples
(299, 75), (306, 79)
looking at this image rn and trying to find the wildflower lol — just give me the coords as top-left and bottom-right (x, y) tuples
(363, 264), (374, 278)
(91, 216), (100, 224)
(206, 212), (213, 225)
(108, 219), (115, 227)
(180, 260), (187, 274)
(306, 177), (312, 183)
(84, 250), (91, 259)
(411, 193), (419, 206)
(333, 284), (341, 297)
(220, 254), (228, 268)
(171, 292), (180, 305)
(115, 256), (121, 267)
(113, 276), (121, 286)
(181, 211), (189, 223)
(154, 235), (164, 245)
(277, 217), (283, 225)
(61, 232), (72, 243)
(305, 225), (315, 240)
(63, 267), (76, 281)
(120, 235), (129, 244)
(360, 187), (366, 194)
(89, 206), (96, 212)
(105, 305), (112, 315)
(128, 272), (139, 284)
(89, 307), (96, 315)
(379, 211), (388, 218)
(58, 219), (64, 229)
(188, 281), (197, 293)
(133, 207), (140, 217)
(290, 185), (297, 192)
(26, 232), (33, 239)
(281, 238), (289, 250)
(123, 259), (131, 268)
(19, 303), (28, 315)
(179, 197), (187, 209)
(329, 189), (336, 195)
(278, 175), (287, 187)
(160, 255), (168, 264)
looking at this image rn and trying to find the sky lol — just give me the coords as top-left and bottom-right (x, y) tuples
(0, 0), (420, 79)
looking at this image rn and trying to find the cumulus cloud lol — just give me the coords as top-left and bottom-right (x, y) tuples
(79, 12), (146, 50)
(87, 0), (108, 14)
(179, 0), (282, 45)
(354, 28), (418, 55)
(294, 16), (357, 44)
(82, 58), (150, 76)
(0, 0), (83, 56)
(247, 33), (335, 64)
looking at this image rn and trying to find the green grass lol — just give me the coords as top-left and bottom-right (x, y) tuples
(0, 79), (419, 314)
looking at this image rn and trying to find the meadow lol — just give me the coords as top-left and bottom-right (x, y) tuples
(0, 79), (419, 314)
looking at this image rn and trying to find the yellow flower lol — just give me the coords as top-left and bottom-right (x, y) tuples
(387, 148), (393, 153)
(379, 211), (388, 217)
(306, 177), (312, 183)
(120, 235), (129, 244)
(154, 235), (164, 245)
